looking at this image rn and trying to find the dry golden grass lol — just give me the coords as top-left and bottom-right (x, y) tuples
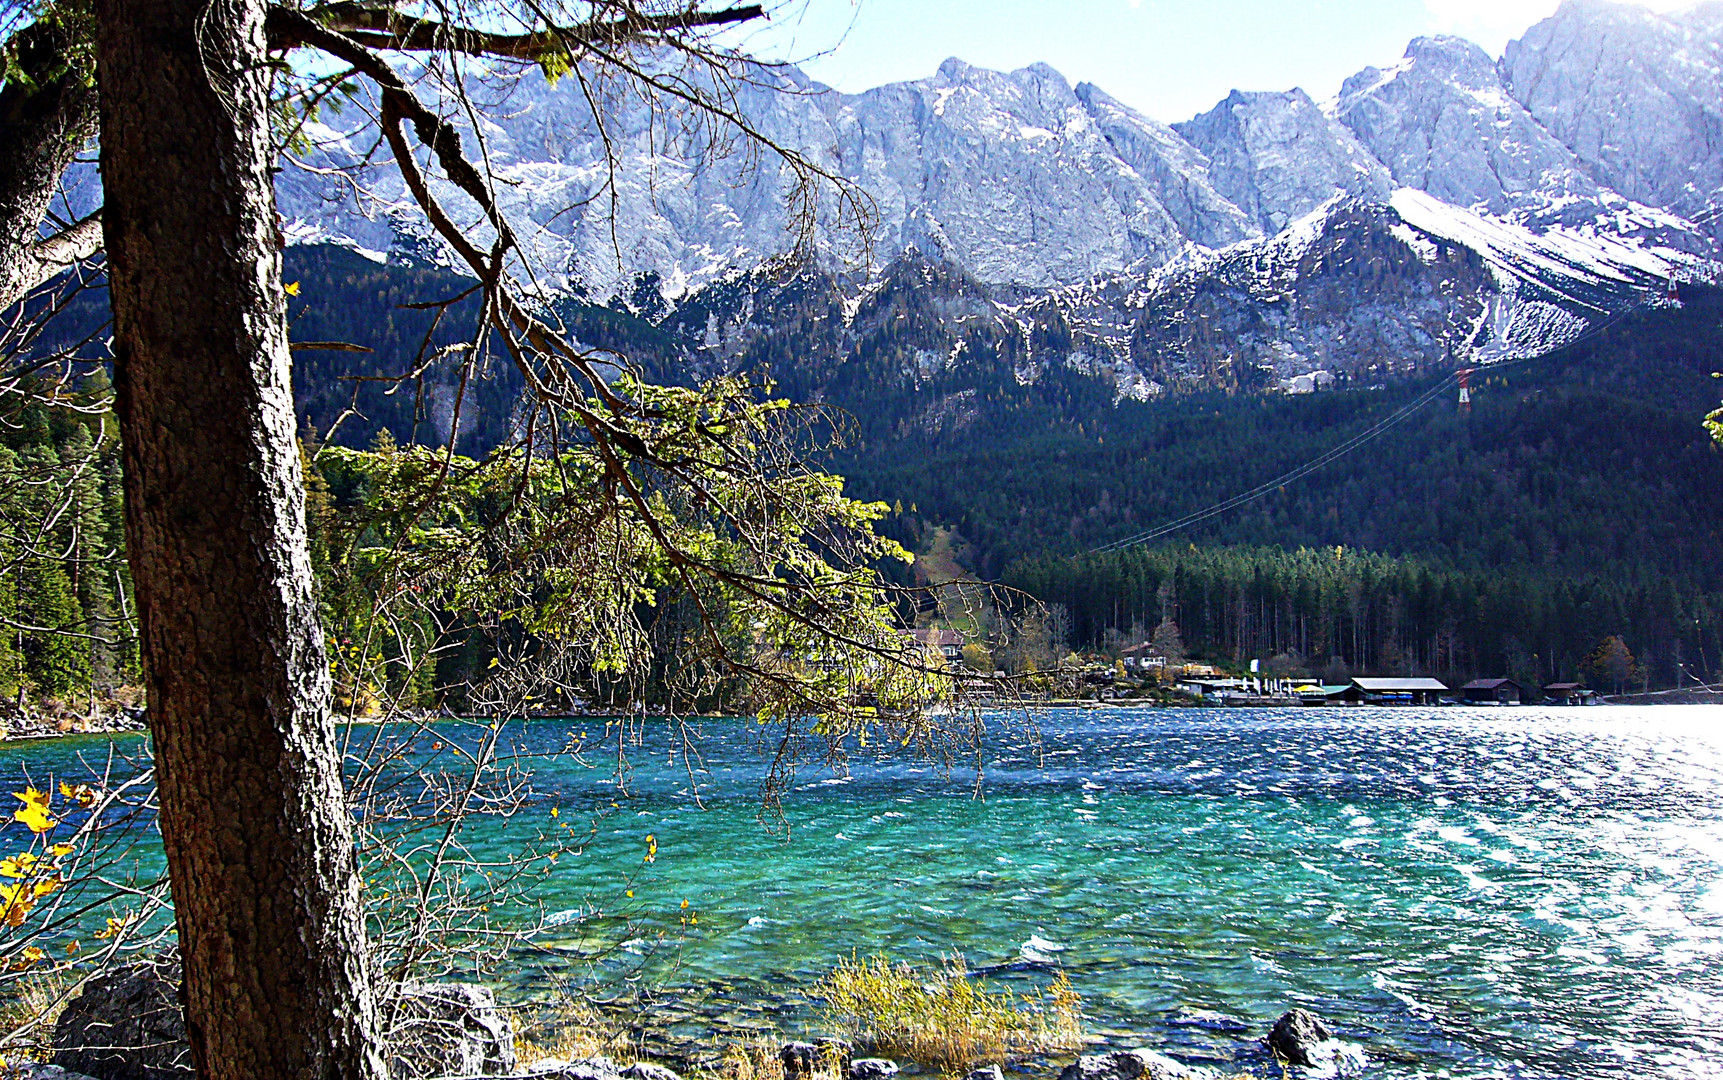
(691, 1033), (840, 1080)
(814, 953), (1082, 1075)
(0, 970), (80, 1062)
(514, 997), (640, 1068)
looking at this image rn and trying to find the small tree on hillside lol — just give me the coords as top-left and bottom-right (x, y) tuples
(1150, 615), (1186, 667)
(1584, 635), (1640, 696)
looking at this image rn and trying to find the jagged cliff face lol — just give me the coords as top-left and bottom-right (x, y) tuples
(1334, 35), (1606, 223)
(1174, 88), (1391, 235)
(258, 0), (1722, 399)
(1131, 201), (1496, 390)
(1502, 0), (1723, 219)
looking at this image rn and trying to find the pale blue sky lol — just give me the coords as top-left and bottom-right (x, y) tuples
(738, 0), (1686, 123)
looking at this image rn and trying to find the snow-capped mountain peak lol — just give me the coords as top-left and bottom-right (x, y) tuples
(255, 1), (1721, 399)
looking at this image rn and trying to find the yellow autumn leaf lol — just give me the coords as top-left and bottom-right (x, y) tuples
(284, 281), (301, 296)
(49, 843), (73, 857)
(0, 885), (34, 927)
(32, 878), (58, 899)
(12, 802), (54, 835)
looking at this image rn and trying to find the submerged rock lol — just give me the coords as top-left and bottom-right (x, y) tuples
(847, 1060), (898, 1080)
(1057, 1049), (1208, 1080)
(1267, 1010), (1331, 1066)
(964, 1067), (1004, 1080)
(1265, 1010), (1365, 1076)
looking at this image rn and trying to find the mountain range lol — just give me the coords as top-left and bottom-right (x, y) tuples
(223, 0), (1723, 408)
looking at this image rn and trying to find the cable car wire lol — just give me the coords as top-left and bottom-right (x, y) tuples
(1089, 288), (1672, 555)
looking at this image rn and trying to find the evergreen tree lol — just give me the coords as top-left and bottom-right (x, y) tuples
(62, 421), (115, 690)
(18, 553), (86, 699)
(0, 446), (24, 702)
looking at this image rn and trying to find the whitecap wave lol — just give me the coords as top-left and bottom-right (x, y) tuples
(1020, 934), (1068, 962)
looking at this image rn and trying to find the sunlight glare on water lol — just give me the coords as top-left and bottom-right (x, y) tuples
(7, 706), (1723, 1078)
(503, 706), (1723, 1079)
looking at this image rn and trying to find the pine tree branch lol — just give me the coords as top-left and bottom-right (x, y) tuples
(265, 2), (766, 60)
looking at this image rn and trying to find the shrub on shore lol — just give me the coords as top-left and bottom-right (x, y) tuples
(813, 953), (1081, 1073)
(514, 998), (640, 1067)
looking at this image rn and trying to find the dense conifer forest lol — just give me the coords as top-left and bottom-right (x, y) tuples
(21, 252), (1723, 698)
(0, 375), (135, 709)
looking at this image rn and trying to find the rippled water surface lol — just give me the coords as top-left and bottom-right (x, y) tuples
(10, 707), (1723, 1078)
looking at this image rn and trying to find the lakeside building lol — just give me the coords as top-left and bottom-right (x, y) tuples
(1461, 678), (1525, 704)
(1178, 677), (1254, 700)
(1542, 682), (1600, 705)
(1295, 684), (1354, 705)
(1118, 643), (1168, 672)
(1291, 678), (1450, 705)
(1348, 677), (1450, 705)
(907, 627), (966, 663)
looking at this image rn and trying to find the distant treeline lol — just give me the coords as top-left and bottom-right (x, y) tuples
(0, 374), (136, 708)
(1004, 543), (1720, 688)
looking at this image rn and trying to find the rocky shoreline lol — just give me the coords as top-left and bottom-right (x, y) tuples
(0, 705), (145, 742)
(18, 958), (1364, 1080)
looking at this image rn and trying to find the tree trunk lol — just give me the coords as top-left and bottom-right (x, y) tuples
(92, 3), (386, 1079)
(0, 14), (101, 313)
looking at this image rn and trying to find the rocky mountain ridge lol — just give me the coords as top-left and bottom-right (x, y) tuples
(251, 2), (1723, 401)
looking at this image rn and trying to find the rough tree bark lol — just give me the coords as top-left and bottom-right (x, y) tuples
(92, 1), (387, 1079)
(0, 12), (101, 313)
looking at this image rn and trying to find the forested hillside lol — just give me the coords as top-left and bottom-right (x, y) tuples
(843, 286), (1723, 586)
(25, 250), (1723, 689)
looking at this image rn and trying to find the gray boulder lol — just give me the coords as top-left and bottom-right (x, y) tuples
(1267, 1009), (1331, 1067)
(620, 1063), (681, 1080)
(780, 1042), (819, 1078)
(847, 1061), (897, 1080)
(51, 956), (517, 1080)
(52, 955), (190, 1080)
(530, 1058), (626, 1080)
(1057, 1050), (1208, 1080)
(388, 981), (517, 1079)
(17, 1064), (104, 1080)
(964, 1067), (1004, 1080)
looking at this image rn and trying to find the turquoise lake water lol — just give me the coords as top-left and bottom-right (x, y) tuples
(7, 707), (1723, 1078)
